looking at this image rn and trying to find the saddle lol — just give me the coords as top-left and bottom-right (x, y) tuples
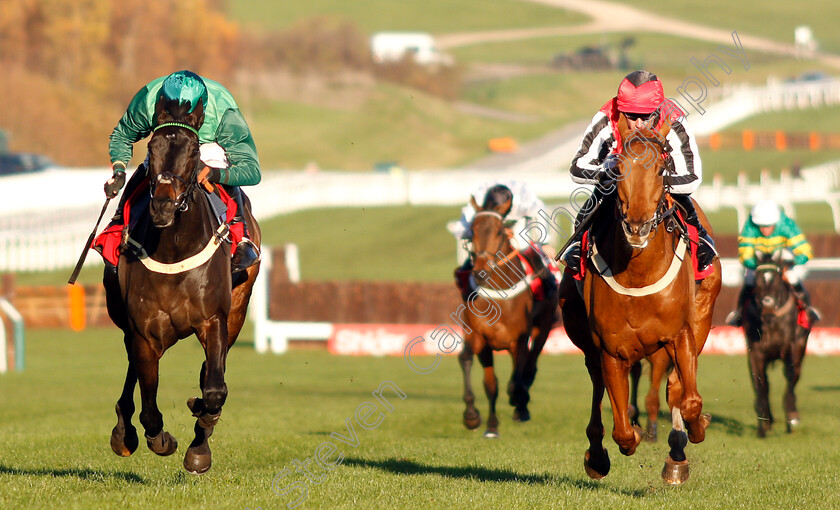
(568, 204), (711, 283)
(92, 179), (244, 267)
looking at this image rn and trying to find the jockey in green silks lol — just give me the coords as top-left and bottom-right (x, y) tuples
(726, 199), (819, 326)
(103, 70), (260, 273)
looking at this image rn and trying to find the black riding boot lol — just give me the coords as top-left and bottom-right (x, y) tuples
(672, 194), (717, 273)
(792, 282), (821, 322)
(225, 185), (261, 273)
(725, 283), (754, 327)
(453, 259), (473, 301)
(558, 186), (611, 273)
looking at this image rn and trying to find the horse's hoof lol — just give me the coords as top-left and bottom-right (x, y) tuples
(584, 448), (610, 479)
(483, 429), (499, 439)
(687, 412), (712, 444)
(662, 457), (690, 485)
(184, 444), (212, 474)
(786, 417), (800, 433)
(645, 422), (658, 443)
(146, 431), (178, 456)
(110, 424), (139, 457)
(187, 397), (204, 416)
(513, 408), (530, 422)
(463, 410), (481, 430)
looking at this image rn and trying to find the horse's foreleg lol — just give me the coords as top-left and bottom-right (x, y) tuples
(602, 354), (641, 456)
(668, 327), (710, 444)
(748, 347), (772, 438)
(783, 338), (806, 432)
(459, 342), (481, 430)
(111, 333), (139, 457)
(185, 317), (229, 474)
(477, 347), (499, 438)
(582, 347), (610, 479)
(134, 337), (178, 457)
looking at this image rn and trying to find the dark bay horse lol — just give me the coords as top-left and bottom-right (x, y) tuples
(742, 250), (810, 438)
(558, 114), (721, 484)
(459, 194), (556, 438)
(104, 98), (261, 474)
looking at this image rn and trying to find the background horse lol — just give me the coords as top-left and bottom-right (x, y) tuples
(558, 114), (721, 484)
(459, 194), (555, 438)
(103, 98), (261, 474)
(742, 250), (810, 438)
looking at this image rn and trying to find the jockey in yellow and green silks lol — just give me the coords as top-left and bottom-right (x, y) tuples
(726, 199), (818, 326)
(102, 70), (260, 273)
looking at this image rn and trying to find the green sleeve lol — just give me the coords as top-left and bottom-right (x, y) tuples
(213, 108), (261, 187)
(108, 86), (155, 168)
(737, 219), (759, 269)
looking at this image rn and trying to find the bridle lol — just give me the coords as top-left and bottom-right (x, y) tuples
(149, 122), (203, 213)
(615, 134), (677, 245)
(467, 211), (519, 268)
(753, 263), (796, 319)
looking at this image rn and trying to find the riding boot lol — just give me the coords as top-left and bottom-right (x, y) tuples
(454, 259), (474, 301)
(792, 282), (822, 322)
(672, 194), (717, 273)
(725, 283), (754, 327)
(225, 185), (261, 273)
(558, 187), (610, 274)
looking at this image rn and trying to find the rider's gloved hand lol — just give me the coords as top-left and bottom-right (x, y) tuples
(104, 162), (127, 199)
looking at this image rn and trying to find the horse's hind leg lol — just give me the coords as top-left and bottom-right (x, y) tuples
(645, 350), (671, 442)
(134, 337), (178, 456)
(111, 333), (139, 457)
(582, 348), (610, 479)
(459, 341), (481, 430)
(477, 347), (500, 438)
(628, 361), (642, 430)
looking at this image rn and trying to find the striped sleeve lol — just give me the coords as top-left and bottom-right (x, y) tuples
(663, 119), (701, 194)
(781, 217), (812, 264)
(570, 112), (614, 184)
(737, 221), (760, 269)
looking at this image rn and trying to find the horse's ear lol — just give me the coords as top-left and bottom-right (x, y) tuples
(617, 112), (631, 140)
(470, 195), (481, 212)
(658, 118), (671, 139)
(186, 100), (205, 130)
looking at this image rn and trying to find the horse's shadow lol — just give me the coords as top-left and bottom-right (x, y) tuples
(0, 464), (145, 484)
(343, 457), (647, 498)
(710, 413), (747, 436)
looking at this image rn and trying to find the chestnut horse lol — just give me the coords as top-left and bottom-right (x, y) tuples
(558, 114), (721, 484)
(103, 98), (261, 474)
(742, 250), (810, 438)
(458, 195), (556, 438)
(628, 350), (672, 442)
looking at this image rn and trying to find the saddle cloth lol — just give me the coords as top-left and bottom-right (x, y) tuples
(92, 179), (243, 266)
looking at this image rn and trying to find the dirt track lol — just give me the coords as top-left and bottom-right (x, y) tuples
(438, 0), (840, 70)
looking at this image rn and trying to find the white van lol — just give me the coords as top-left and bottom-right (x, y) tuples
(370, 32), (453, 66)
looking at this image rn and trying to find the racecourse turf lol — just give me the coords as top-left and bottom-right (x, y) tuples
(0, 327), (839, 509)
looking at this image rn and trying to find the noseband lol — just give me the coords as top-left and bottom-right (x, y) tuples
(615, 134), (675, 244)
(467, 211), (518, 267)
(150, 122), (202, 212)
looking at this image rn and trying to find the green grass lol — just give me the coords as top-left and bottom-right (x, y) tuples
(612, 0), (840, 55)
(228, 0), (588, 34)
(2, 327), (840, 508)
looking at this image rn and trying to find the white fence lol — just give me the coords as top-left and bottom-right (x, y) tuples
(4, 159), (840, 272)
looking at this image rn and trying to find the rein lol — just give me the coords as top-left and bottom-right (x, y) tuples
(468, 211), (531, 299)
